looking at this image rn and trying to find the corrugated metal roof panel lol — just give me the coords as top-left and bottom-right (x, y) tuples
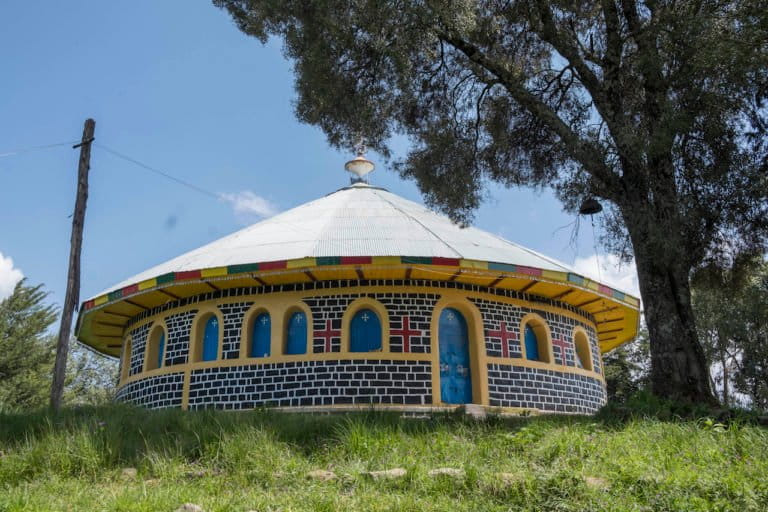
(91, 183), (605, 297)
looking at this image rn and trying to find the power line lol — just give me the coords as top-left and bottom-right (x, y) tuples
(0, 140), (79, 158)
(94, 143), (222, 201)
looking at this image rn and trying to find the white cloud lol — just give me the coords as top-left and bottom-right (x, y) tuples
(0, 251), (24, 300)
(573, 253), (640, 297)
(219, 191), (278, 223)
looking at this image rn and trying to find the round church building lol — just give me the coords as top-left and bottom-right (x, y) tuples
(76, 154), (639, 414)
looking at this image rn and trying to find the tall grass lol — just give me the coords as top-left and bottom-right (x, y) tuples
(0, 405), (765, 511)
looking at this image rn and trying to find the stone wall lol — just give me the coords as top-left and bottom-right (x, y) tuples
(188, 359), (432, 410)
(115, 372), (184, 409)
(487, 363), (605, 413)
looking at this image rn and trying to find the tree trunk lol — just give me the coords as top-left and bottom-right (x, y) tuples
(621, 195), (716, 405)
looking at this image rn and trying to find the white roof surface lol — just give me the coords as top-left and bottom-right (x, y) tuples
(95, 183), (579, 297)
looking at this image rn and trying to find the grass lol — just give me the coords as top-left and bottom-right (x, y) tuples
(0, 404), (765, 511)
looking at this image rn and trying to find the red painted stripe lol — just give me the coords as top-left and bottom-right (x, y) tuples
(340, 256), (372, 264)
(432, 257), (460, 266)
(123, 284), (139, 295)
(84, 300), (94, 310)
(598, 284), (613, 295)
(259, 260), (287, 270)
(516, 265), (543, 276)
(175, 270), (201, 280)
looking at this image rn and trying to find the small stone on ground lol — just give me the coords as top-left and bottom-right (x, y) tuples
(428, 467), (465, 478)
(365, 468), (407, 480)
(120, 467), (137, 480)
(175, 504), (204, 512)
(306, 469), (337, 481)
(584, 476), (609, 489)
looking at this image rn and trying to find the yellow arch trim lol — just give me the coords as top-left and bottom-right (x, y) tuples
(431, 297), (488, 406)
(520, 312), (554, 364)
(341, 297), (390, 353)
(572, 325), (594, 372)
(143, 321), (168, 373)
(240, 304), (272, 358)
(189, 305), (225, 363)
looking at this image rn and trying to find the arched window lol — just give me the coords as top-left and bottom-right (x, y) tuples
(285, 311), (307, 355)
(145, 326), (166, 371)
(121, 337), (132, 381)
(251, 312), (271, 357)
(522, 315), (552, 363)
(574, 330), (593, 371)
(350, 308), (382, 352)
(524, 324), (540, 361)
(201, 316), (219, 361)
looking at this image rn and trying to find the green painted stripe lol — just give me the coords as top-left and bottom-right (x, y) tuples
(401, 256), (432, 265)
(316, 256), (341, 266)
(488, 262), (516, 272)
(107, 290), (123, 301)
(612, 290), (626, 301)
(156, 273), (175, 285)
(227, 263), (260, 274)
(568, 273), (585, 285)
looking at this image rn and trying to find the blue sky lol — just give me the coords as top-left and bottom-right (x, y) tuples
(0, 1), (638, 309)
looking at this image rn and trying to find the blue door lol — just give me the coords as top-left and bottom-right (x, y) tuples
(350, 309), (382, 352)
(157, 331), (165, 368)
(286, 312), (307, 355)
(202, 316), (219, 361)
(251, 313), (271, 357)
(438, 308), (472, 404)
(525, 325), (540, 361)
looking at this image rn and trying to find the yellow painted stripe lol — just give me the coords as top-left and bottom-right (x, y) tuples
(286, 257), (317, 269)
(138, 278), (157, 290)
(585, 279), (599, 291)
(624, 296), (640, 307)
(372, 256), (401, 265)
(201, 267), (228, 278)
(541, 270), (567, 282)
(460, 259), (488, 269)
(94, 295), (108, 306)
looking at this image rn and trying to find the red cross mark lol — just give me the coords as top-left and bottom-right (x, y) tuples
(487, 321), (517, 358)
(391, 316), (421, 352)
(316, 319), (340, 353)
(552, 336), (571, 365)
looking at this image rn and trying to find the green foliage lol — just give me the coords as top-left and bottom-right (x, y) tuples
(214, 0), (768, 402)
(0, 280), (117, 411)
(603, 328), (650, 404)
(0, 280), (57, 409)
(0, 406), (766, 511)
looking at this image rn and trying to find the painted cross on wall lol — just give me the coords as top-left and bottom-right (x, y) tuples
(315, 319), (340, 353)
(390, 316), (422, 353)
(551, 336), (571, 365)
(487, 321), (517, 358)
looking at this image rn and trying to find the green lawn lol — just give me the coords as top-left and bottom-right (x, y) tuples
(0, 405), (765, 511)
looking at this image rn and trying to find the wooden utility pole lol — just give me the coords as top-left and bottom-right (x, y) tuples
(50, 118), (95, 412)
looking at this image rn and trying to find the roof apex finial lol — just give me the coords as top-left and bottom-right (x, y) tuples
(344, 136), (375, 184)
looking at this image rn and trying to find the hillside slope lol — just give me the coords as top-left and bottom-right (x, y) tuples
(0, 405), (765, 511)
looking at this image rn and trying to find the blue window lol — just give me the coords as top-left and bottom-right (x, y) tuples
(525, 324), (540, 361)
(251, 313), (271, 357)
(286, 311), (307, 355)
(202, 316), (219, 361)
(350, 309), (382, 352)
(157, 331), (165, 369)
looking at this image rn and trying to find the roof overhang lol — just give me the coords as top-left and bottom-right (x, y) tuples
(76, 255), (640, 358)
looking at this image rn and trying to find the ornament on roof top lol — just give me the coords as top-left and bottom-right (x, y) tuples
(344, 137), (375, 184)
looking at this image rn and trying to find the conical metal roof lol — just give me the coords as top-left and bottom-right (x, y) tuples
(77, 182), (640, 356)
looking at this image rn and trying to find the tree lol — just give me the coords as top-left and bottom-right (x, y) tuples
(693, 258), (768, 410)
(603, 326), (650, 403)
(0, 280), (57, 409)
(214, 0), (768, 402)
(0, 280), (117, 410)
